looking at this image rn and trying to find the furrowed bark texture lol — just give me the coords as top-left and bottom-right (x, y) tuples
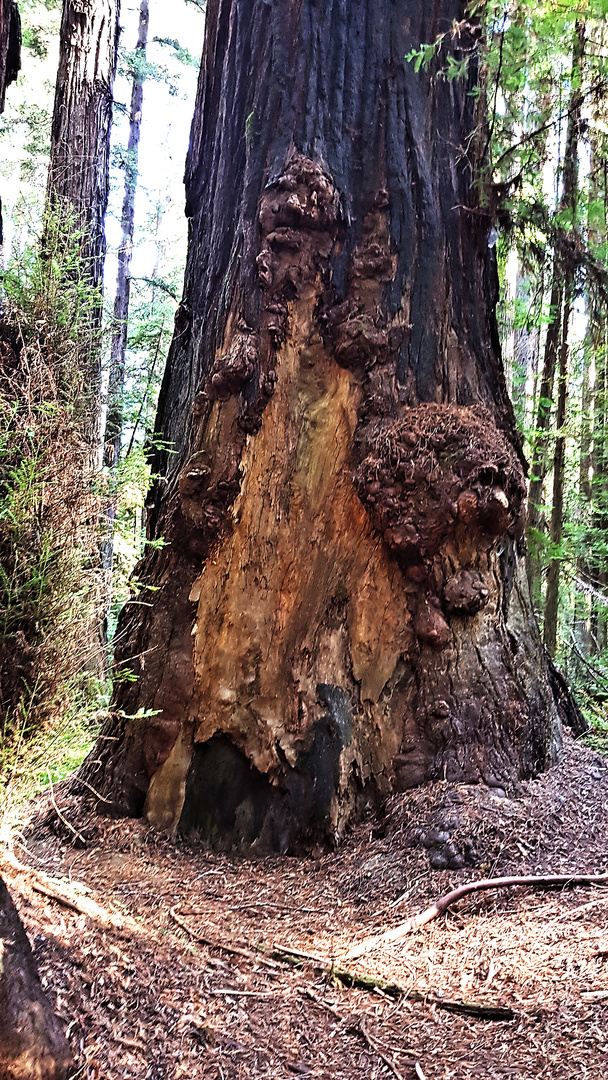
(0, 877), (74, 1080)
(85, 0), (561, 850)
(0, 0), (19, 113)
(47, 0), (119, 397)
(0, 0), (20, 245)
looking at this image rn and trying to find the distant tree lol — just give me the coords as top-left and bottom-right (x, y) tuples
(104, 0), (149, 471)
(47, 0), (120, 444)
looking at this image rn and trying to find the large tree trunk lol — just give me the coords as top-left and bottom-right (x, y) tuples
(47, 0), (120, 445)
(0, 877), (74, 1080)
(83, 0), (561, 851)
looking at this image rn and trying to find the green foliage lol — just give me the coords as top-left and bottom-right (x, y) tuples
(153, 37), (200, 69)
(0, 212), (106, 747)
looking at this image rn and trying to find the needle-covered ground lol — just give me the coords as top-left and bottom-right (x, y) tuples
(3, 734), (608, 1079)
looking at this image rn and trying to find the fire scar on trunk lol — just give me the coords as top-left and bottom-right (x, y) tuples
(141, 155), (556, 850)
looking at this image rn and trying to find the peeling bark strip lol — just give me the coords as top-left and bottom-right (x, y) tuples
(83, 0), (561, 849)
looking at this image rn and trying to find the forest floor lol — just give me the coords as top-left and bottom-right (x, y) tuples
(2, 733), (608, 1080)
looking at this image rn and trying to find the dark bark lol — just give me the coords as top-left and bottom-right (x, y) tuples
(47, 0), (120, 443)
(0, 0), (19, 112)
(545, 652), (588, 737)
(0, 876), (74, 1080)
(81, 0), (561, 851)
(0, 0), (20, 246)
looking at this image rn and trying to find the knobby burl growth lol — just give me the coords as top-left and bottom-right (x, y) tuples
(355, 406), (525, 636)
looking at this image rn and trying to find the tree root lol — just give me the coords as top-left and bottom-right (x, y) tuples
(343, 872), (608, 961)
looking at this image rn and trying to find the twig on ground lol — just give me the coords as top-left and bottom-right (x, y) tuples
(209, 989), (275, 997)
(343, 872), (608, 961)
(46, 767), (88, 846)
(169, 906), (280, 969)
(357, 1016), (406, 1080)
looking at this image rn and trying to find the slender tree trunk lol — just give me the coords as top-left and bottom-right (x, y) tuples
(526, 39), (585, 618)
(572, 330), (593, 668)
(588, 130), (608, 655)
(543, 292), (572, 655)
(591, 303), (608, 654)
(543, 21), (585, 657)
(47, 0), (120, 447)
(527, 277), (562, 613)
(101, 0), (149, 608)
(81, 0), (561, 851)
(104, 0), (149, 469)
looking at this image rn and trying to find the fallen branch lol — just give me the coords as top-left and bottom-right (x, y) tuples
(169, 905), (514, 1020)
(344, 872), (608, 961)
(262, 943), (514, 1021)
(169, 906), (280, 969)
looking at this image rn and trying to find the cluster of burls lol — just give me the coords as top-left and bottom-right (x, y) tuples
(355, 403), (526, 567)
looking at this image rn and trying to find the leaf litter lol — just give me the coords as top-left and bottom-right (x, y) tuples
(2, 733), (608, 1079)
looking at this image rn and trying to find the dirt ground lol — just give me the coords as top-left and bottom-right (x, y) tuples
(2, 733), (608, 1079)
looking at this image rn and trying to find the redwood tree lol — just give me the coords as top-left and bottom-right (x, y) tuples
(47, 0), (120, 440)
(84, 0), (563, 851)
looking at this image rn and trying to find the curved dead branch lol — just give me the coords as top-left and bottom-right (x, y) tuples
(344, 872), (608, 961)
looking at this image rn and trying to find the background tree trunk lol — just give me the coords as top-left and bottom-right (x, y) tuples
(0, 0), (20, 247)
(47, 0), (120, 445)
(543, 21), (585, 657)
(83, 0), (561, 851)
(104, 0), (149, 470)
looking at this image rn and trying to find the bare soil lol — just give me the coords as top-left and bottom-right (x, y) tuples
(3, 734), (608, 1079)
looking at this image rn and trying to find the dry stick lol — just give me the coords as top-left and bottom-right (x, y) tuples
(358, 1017), (406, 1080)
(46, 766), (88, 846)
(344, 873), (608, 961)
(169, 906), (280, 969)
(170, 906), (513, 1020)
